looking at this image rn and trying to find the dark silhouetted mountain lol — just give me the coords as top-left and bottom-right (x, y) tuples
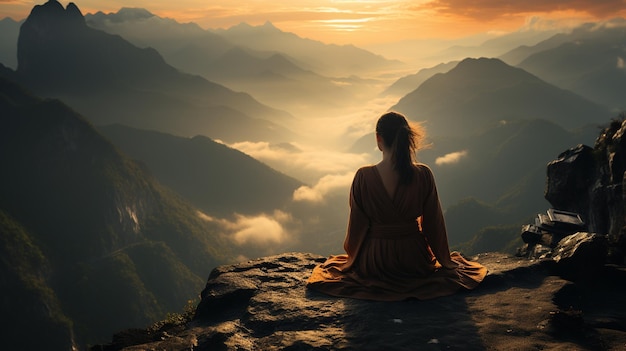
(14, 0), (294, 143)
(0, 76), (234, 349)
(391, 57), (610, 137)
(98, 124), (303, 216)
(0, 17), (21, 69)
(0, 62), (18, 81)
(515, 20), (626, 111)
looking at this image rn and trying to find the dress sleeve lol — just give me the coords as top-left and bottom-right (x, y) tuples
(342, 169), (370, 266)
(420, 165), (457, 269)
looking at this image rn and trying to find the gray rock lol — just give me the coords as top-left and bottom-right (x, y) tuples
(551, 232), (608, 281)
(544, 118), (626, 264)
(545, 144), (595, 216)
(93, 252), (626, 351)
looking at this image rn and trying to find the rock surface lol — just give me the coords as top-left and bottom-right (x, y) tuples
(93, 252), (626, 351)
(545, 118), (626, 262)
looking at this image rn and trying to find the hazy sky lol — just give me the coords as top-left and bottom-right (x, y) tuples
(2, 0), (625, 45)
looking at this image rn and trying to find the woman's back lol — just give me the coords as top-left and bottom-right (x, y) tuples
(306, 111), (487, 301)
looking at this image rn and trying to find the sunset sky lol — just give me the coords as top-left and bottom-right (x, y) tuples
(2, 0), (626, 45)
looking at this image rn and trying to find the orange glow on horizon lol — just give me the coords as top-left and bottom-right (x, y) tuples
(1, 1), (625, 45)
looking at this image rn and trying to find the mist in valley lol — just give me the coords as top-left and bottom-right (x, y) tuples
(3, 2), (626, 348)
(2, 3), (620, 262)
(92, 12), (607, 261)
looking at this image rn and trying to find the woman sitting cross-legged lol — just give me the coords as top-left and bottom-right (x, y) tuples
(306, 111), (487, 301)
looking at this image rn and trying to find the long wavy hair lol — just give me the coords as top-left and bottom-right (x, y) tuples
(375, 111), (423, 184)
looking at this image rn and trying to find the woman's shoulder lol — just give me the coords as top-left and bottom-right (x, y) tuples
(412, 162), (436, 182)
(413, 162), (433, 173)
(351, 165), (377, 188)
(356, 164), (377, 174)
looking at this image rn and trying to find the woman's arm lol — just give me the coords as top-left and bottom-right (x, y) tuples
(343, 169), (370, 255)
(420, 165), (458, 269)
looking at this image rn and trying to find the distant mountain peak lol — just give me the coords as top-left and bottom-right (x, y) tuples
(110, 7), (156, 22)
(449, 57), (537, 84)
(456, 57), (508, 69)
(18, 0), (89, 78)
(228, 21), (281, 34)
(262, 21), (278, 30)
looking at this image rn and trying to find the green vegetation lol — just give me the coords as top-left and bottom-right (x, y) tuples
(453, 224), (524, 256)
(0, 76), (234, 349)
(0, 210), (75, 350)
(99, 125), (302, 217)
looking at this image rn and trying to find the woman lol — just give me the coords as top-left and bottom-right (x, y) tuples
(306, 111), (487, 301)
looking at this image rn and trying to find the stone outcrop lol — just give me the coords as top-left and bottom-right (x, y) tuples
(93, 252), (626, 351)
(544, 118), (626, 262)
(520, 117), (626, 267)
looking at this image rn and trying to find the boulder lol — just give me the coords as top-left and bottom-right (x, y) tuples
(545, 144), (595, 216)
(551, 232), (608, 281)
(544, 118), (626, 264)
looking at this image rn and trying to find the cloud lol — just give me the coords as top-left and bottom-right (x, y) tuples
(435, 150), (468, 165)
(293, 172), (354, 203)
(420, 0), (626, 21)
(227, 140), (372, 183)
(198, 210), (293, 246)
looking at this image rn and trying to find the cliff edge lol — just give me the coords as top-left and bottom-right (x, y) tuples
(93, 251), (626, 350)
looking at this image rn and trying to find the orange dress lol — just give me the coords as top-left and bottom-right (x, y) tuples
(306, 164), (487, 301)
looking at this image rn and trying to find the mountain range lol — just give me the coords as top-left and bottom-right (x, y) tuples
(98, 124), (303, 217)
(2, 2), (626, 349)
(382, 56), (609, 248)
(514, 20), (626, 111)
(381, 60), (458, 98)
(0, 75), (239, 349)
(391, 57), (610, 138)
(3, 0), (294, 143)
(85, 8), (393, 116)
(85, 9), (401, 78)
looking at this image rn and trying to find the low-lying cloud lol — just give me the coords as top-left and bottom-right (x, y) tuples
(227, 140), (372, 184)
(435, 150), (468, 165)
(293, 172), (355, 203)
(198, 210), (294, 246)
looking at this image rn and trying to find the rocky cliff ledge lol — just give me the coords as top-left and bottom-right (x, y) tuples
(545, 117), (626, 260)
(93, 251), (626, 350)
(94, 119), (626, 351)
